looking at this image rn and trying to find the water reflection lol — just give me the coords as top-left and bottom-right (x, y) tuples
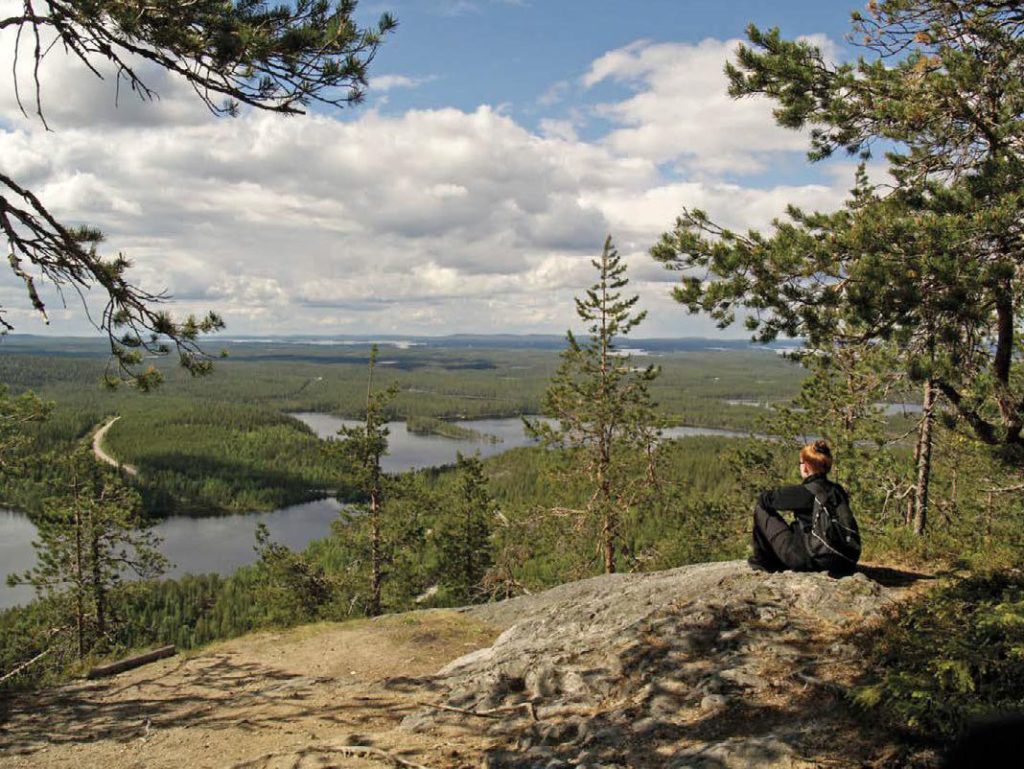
(0, 509), (38, 608)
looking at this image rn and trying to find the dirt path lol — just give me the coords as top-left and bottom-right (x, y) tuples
(0, 611), (501, 769)
(92, 417), (138, 476)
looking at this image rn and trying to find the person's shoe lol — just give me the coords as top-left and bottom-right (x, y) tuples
(747, 557), (770, 573)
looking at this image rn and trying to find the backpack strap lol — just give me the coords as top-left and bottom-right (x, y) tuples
(805, 478), (833, 510)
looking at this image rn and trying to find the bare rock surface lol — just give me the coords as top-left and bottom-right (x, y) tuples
(1, 560), (928, 769)
(404, 560), (910, 768)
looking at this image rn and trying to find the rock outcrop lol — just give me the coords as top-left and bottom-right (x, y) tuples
(402, 560), (905, 769)
(1, 559), (924, 769)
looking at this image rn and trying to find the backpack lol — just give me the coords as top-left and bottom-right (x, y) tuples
(806, 481), (861, 573)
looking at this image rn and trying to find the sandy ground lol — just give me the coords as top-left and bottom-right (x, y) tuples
(0, 611), (500, 769)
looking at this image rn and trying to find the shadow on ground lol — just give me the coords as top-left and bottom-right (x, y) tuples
(857, 563), (935, 589)
(0, 652), (437, 755)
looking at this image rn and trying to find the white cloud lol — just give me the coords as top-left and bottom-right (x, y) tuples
(538, 79), (571, 107)
(538, 118), (578, 142)
(369, 74), (438, 92)
(0, 22), (850, 338)
(583, 38), (810, 173)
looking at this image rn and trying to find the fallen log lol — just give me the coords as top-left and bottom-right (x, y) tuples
(87, 645), (176, 679)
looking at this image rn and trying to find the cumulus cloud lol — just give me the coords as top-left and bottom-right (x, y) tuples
(583, 38), (809, 173)
(0, 18), (850, 338)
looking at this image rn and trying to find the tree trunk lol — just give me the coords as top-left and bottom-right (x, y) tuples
(369, 486), (382, 617)
(912, 380), (937, 536)
(602, 510), (616, 575)
(463, 504), (472, 600)
(597, 442), (615, 574)
(91, 527), (106, 641)
(74, 506), (85, 660)
(993, 279), (1022, 442)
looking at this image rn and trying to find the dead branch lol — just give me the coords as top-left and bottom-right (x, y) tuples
(985, 482), (1024, 494)
(0, 645), (54, 685)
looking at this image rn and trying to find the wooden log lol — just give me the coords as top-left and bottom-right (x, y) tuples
(87, 645), (176, 679)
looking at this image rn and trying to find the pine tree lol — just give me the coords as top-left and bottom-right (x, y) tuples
(653, 2), (1024, 450)
(0, 385), (49, 482)
(529, 235), (662, 574)
(435, 453), (495, 604)
(332, 344), (398, 616)
(252, 523), (333, 626)
(7, 448), (166, 658)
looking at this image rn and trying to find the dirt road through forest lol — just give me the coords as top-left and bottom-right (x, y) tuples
(92, 417), (137, 476)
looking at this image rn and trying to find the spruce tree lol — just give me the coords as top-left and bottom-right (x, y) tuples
(529, 235), (662, 574)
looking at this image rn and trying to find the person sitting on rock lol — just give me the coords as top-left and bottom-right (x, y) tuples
(748, 439), (857, 574)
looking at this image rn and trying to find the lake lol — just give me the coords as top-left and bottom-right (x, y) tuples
(0, 415), (751, 609)
(290, 413), (544, 472)
(0, 499), (346, 610)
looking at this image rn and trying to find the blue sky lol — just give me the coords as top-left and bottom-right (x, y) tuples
(357, 1), (851, 122)
(0, 0), (867, 339)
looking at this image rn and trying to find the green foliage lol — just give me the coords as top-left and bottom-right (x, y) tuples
(855, 571), (1024, 741)
(0, 384), (50, 488)
(327, 345), (403, 616)
(433, 454), (495, 604)
(6, 449), (166, 659)
(472, 437), (756, 592)
(0, 344), (811, 516)
(754, 346), (907, 514)
(528, 236), (663, 574)
(104, 400), (344, 515)
(252, 523), (334, 625)
(653, 1), (1024, 449)
(406, 416), (501, 442)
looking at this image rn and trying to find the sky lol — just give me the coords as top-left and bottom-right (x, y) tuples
(0, 0), (868, 340)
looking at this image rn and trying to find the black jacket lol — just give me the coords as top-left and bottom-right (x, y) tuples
(758, 473), (850, 533)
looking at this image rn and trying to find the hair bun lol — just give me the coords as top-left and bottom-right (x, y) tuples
(813, 440), (832, 456)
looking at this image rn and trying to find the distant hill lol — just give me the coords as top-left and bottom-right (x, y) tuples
(0, 333), (802, 355)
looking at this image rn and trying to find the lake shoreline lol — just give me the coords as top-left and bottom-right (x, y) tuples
(0, 413), (760, 610)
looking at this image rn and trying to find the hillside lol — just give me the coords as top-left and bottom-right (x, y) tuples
(0, 561), (931, 769)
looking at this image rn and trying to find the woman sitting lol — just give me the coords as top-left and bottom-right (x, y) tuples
(749, 440), (858, 575)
